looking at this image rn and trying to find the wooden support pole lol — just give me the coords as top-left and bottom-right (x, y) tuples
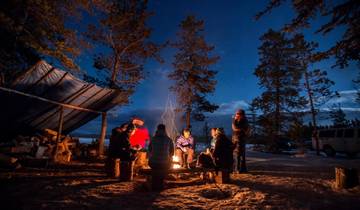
(98, 112), (107, 157)
(53, 106), (65, 160)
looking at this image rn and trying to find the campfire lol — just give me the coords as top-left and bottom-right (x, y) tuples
(172, 155), (181, 169)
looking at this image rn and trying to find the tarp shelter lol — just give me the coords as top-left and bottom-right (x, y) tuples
(0, 60), (127, 147)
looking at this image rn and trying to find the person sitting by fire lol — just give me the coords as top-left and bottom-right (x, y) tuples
(148, 124), (174, 191)
(129, 117), (150, 150)
(213, 127), (234, 172)
(175, 128), (194, 169)
(209, 127), (218, 153)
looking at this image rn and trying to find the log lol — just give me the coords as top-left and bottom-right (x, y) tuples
(134, 151), (148, 173)
(335, 166), (359, 189)
(105, 158), (120, 178)
(215, 170), (230, 184)
(120, 161), (134, 181)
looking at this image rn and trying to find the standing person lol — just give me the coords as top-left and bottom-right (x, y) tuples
(232, 109), (249, 173)
(213, 128), (233, 171)
(148, 124), (174, 191)
(117, 123), (137, 181)
(106, 123), (128, 177)
(175, 128), (194, 168)
(118, 123), (137, 162)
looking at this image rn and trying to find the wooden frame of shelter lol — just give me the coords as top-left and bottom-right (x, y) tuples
(0, 85), (108, 157)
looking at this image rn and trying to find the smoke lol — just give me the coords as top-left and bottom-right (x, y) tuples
(161, 95), (179, 141)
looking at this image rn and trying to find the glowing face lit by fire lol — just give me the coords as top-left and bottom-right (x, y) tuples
(183, 130), (191, 139)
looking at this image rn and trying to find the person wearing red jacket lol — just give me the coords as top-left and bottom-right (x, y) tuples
(129, 117), (150, 150)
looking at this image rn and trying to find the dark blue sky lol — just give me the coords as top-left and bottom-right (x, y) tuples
(118, 0), (358, 112)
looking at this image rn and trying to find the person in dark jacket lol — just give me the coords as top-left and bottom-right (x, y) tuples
(106, 123), (130, 177)
(108, 123), (128, 159)
(118, 123), (137, 161)
(232, 109), (249, 173)
(213, 128), (233, 171)
(148, 124), (174, 191)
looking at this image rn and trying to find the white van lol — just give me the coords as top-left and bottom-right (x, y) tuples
(313, 128), (360, 157)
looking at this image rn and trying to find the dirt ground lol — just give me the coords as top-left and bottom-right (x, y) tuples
(0, 151), (359, 210)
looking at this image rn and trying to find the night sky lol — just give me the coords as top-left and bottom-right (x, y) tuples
(114, 0), (358, 112)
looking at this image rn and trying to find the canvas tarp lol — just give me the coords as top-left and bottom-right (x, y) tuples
(0, 60), (126, 140)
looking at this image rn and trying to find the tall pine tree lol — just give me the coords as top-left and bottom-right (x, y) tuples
(292, 34), (335, 155)
(85, 0), (162, 97)
(252, 29), (306, 142)
(169, 16), (219, 129)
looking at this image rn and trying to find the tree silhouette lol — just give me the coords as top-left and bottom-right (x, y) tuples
(0, 0), (90, 84)
(169, 15), (219, 129)
(252, 29), (306, 143)
(85, 0), (163, 98)
(292, 34), (335, 155)
(256, 0), (360, 68)
(330, 106), (348, 127)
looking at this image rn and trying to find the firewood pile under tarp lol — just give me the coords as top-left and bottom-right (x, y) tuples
(0, 60), (129, 163)
(0, 129), (82, 169)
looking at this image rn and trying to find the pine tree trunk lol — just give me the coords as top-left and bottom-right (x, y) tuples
(304, 71), (320, 155)
(110, 56), (120, 87)
(275, 85), (281, 136)
(186, 107), (191, 129)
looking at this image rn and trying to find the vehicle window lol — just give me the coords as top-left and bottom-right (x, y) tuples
(344, 129), (354, 138)
(319, 130), (335, 138)
(336, 129), (343, 138)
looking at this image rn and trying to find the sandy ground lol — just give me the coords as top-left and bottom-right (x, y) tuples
(0, 151), (359, 210)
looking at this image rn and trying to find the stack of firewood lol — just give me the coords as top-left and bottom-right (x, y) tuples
(0, 129), (80, 168)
